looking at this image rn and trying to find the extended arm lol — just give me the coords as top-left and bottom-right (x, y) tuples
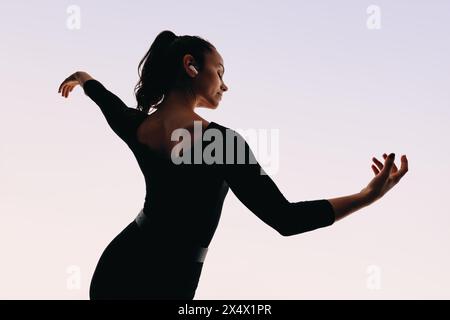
(58, 71), (147, 145)
(214, 124), (409, 236)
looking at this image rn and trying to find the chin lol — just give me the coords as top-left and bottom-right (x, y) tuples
(198, 104), (217, 110)
(207, 100), (220, 109)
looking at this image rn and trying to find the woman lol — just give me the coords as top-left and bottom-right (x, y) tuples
(58, 30), (408, 300)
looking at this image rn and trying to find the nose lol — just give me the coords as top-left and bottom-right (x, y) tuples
(221, 83), (228, 93)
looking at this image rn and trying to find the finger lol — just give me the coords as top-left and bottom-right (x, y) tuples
(67, 86), (73, 96)
(393, 155), (408, 181)
(66, 85), (73, 97)
(65, 84), (73, 97)
(380, 153), (395, 179)
(372, 157), (384, 171)
(59, 80), (69, 92)
(63, 85), (69, 98)
(371, 164), (379, 175)
(383, 153), (398, 173)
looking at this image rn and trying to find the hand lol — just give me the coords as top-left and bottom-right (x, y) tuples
(58, 71), (93, 98)
(361, 153), (409, 202)
(58, 72), (82, 98)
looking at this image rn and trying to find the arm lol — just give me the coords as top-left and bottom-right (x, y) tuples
(58, 71), (147, 145)
(327, 191), (373, 222)
(215, 125), (335, 237)
(215, 125), (409, 236)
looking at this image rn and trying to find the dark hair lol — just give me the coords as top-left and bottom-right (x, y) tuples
(134, 30), (216, 113)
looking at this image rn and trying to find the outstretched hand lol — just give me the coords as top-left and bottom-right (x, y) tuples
(58, 72), (81, 98)
(58, 71), (93, 98)
(361, 153), (409, 202)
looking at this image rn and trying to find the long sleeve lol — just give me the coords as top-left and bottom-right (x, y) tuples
(83, 79), (147, 145)
(215, 124), (335, 236)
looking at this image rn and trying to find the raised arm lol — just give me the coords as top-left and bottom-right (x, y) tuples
(58, 71), (147, 145)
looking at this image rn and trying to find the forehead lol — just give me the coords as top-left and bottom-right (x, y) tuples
(208, 50), (224, 66)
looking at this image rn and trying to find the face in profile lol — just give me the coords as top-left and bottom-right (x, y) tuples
(193, 49), (228, 109)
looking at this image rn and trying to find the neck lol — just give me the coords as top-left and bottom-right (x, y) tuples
(157, 89), (197, 115)
(151, 93), (203, 128)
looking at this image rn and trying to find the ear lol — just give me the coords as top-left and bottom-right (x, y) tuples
(182, 54), (198, 77)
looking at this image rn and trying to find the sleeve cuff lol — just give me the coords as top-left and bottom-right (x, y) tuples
(82, 79), (102, 96)
(281, 199), (336, 236)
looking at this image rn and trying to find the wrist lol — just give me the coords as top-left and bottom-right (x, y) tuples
(75, 71), (93, 88)
(359, 188), (378, 205)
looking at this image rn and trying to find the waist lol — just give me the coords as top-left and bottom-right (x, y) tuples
(134, 208), (209, 264)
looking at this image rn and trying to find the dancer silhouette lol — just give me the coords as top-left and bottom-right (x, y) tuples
(58, 30), (408, 300)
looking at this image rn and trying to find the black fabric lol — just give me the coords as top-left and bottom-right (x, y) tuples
(84, 79), (335, 300)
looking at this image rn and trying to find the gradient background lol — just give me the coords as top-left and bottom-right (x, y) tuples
(1, 0), (449, 299)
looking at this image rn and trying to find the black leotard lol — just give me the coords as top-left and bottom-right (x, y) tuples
(83, 79), (335, 299)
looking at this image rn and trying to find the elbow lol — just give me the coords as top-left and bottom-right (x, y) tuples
(277, 229), (287, 237)
(271, 211), (297, 237)
(274, 203), (295, 237)
(274, 219), (328, 237)
(278, 230), (290, 237)
(276, 225), (318, 237)
(274, 222), (292, 237)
